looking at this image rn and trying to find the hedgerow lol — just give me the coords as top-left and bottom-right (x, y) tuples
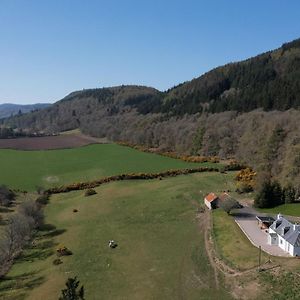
(46, 167), (219, 194)
(117, 142), (220, 163)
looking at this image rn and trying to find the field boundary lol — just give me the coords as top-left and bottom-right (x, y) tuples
(46, 167), (220, 194)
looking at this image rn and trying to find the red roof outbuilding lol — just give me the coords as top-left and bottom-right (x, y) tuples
(205, 193), (218, 202)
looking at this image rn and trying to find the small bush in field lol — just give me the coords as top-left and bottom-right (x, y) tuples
(84, 189), (97, 197)
(53, 258), (63, 265)
(236, 182), (253, 194)
(36, 194), (49, 205)
(56, 246), (73, 257)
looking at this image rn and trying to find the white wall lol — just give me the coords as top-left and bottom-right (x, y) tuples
(204, 199), (211, 209)
(278, 237), (286, 251)
(269, 228), (275, 234)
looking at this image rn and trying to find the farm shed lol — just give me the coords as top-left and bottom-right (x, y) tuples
(256, 216), (275, 229)
(204, 193), (219, 210)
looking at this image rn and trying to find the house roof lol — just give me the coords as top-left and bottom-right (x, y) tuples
(286, 231), (300, 247)
(205, 193), (218, 202)
(270, 217), (300, 246)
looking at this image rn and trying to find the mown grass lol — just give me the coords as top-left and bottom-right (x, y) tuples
(0, 144), (220, 191)
(257, 203), (300, 217)
(212, 209), (269, 270)
(0, 172), (234, 300)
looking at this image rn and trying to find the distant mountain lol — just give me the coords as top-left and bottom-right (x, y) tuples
(0, 103), (51, 119)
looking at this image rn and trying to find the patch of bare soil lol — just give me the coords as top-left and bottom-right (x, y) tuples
(200, 210), (220, 289)
(0, 133), (106, 150)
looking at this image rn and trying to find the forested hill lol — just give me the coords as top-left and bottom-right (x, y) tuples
(161, 38), (300, 115)
(2, 38), (300, 187)
(3, 37), (300, 124)
(2, 85), (162, 132)
(3, 37), (300, 125)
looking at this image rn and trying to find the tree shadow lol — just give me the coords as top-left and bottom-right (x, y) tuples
(230, 211), (254, 219)
(15, 224), (67, 264)
(36, 223), (66, 238)
(0, 271), (45, 295)
(39, 223), (57, 231)
(0, 207), (14, 213)
(16, 240), (57, 263)
(0, 222), (66, 299)
(42, 228), (66, 238)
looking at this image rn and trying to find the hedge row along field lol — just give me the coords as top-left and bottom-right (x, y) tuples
(46, 167), (220, 194)
(117, 141), (220, 163)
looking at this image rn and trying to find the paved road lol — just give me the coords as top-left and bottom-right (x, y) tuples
(233, 205), (290, 257)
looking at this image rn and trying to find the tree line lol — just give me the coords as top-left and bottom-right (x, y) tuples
(254, 179), (300, 208)
(0, 187), (44, 278)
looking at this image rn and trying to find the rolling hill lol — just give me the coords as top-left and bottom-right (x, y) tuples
(0, 103), (51, 119)
(2, 38), (300, 186)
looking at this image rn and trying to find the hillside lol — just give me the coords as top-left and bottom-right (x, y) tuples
(0, 103), (51, 119)
(162, 38), (300, 114)
(2, 38), (300, 187)
(2, 85), (161, 132)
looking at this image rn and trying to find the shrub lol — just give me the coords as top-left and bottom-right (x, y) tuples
(235, 167), (256, 191)
(36, 194), (49, 205)
(84, 189), (97, 197)
(219, 197), (241, 214)
(236, 182), (253, 194)
(0, 185), (15, 207)
(53, 258), (63, 265)
(57, 246), (73, 257)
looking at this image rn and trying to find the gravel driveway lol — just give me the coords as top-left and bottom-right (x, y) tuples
(233, 205), (290, 257)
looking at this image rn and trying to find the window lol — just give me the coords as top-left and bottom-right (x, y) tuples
(280, 239), (283, 244)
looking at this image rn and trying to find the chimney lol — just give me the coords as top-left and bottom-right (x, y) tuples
(294, 224), (300, 231)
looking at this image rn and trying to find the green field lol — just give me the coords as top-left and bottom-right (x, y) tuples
(212, 209), (269, 270)
(0, 172), (234, 300)
(257, 203), (300, 217)
(0, 144), (218, 191)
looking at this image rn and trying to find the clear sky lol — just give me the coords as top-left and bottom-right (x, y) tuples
(0, 0), (300, 104)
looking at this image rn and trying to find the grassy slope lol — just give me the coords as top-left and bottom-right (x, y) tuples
(0, 144), (218, 191)
(0, 172), (235, 300)
(212, 209), (269, 270)
(257, 203), (300, 217)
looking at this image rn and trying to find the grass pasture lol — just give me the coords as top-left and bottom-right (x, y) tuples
(0, 143), (219, 191)
(212, 209), (269, 270)
(0, 172), (234, 300)
(258, 203), (300, 217)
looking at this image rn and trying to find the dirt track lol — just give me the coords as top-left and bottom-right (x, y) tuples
(0, 133), (105, 150)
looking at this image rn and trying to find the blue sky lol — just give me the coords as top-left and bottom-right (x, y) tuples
(0, 0), (300, 104)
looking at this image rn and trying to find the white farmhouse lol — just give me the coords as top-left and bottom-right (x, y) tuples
(268, 214), (300, 256)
